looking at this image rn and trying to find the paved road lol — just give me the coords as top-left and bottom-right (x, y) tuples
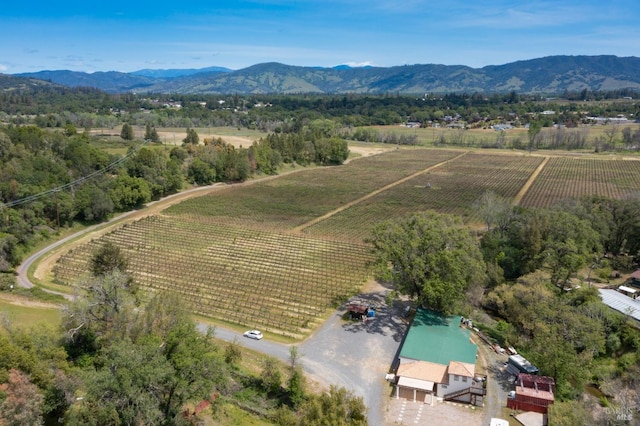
(197, 289), (410, 426)
(15, 182), (408, 425)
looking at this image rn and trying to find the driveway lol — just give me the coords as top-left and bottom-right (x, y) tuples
(298, 285), (409, 426)
(201, 283), (409, 426)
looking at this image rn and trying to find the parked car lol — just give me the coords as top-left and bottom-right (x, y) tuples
(243, 330), (263, 340)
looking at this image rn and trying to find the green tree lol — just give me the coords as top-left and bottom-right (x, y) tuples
(73, 183), (114, 222)
(287, 347), (306, 408)
(120, 123), (134, 141)
(369, 212), (487, 314)
(299, 385), (367, 426)
(90, 241), (128, 277)
(109, 174), (152, 210)
(144, 123), (160, 142)
(537, 209), (600, 289)
(187, 158), (217, 185)
(62, 270), (138, 354)
(67, 339), (170, 425)
(261, 356), (283, 394)
(183, 127), (199, 145)
(63, 123), (77, 137)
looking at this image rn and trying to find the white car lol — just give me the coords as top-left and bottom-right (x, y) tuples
(243, 330), (263, 340)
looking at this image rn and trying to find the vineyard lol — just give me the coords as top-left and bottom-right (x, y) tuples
(519, 157), (640, 208)
(53, 215), (372, 338)
(50, 148), (640, 337)
(304, 153), (545, 242)
(163, 148), (462, 232)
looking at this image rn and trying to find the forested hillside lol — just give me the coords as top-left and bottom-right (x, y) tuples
(13, 55), (640, 94)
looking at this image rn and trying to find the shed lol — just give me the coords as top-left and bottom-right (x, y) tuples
(507, 373), (555, 414)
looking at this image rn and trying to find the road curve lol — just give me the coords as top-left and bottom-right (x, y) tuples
(15, 177), (397, 426)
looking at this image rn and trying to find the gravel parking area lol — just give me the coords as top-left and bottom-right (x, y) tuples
(299, 282), (410, 426)
(385, 399), (483, 426)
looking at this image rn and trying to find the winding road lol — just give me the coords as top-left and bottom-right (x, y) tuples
(15, 179), (402, 426)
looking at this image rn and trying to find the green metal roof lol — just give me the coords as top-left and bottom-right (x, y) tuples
(399, 308), (477, 365)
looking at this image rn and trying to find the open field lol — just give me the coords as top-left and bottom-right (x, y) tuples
(48, 147), (640, 337)
(0, 294), (61, 330)
(368, 122), (640, 147)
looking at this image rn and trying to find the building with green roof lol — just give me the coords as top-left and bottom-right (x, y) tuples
(399, 308), (477, 365)
(394, 308), (483, 405)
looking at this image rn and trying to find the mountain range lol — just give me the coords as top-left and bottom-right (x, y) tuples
(7, 55), (640, 95)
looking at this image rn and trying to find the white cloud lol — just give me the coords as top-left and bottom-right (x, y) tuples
(0, 64), (8, 72)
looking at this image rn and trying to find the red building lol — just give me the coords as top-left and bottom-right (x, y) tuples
(507, 374), (555, 414)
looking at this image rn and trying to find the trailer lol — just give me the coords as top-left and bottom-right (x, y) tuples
(506, 354), (539, 376)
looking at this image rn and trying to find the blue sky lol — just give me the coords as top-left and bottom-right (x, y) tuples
(1, 0), (638, 73)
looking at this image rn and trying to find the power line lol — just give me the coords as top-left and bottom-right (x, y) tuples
(1, 140), (151, 209)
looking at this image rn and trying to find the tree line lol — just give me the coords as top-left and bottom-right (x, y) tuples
(2, 86), (638, 132)
(369, 195), (640, 422)
(0, 123), (349, 273)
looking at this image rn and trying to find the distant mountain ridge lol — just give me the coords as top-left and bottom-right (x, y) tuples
(12, 55), (640, 94)
(130, 66), (232, 79)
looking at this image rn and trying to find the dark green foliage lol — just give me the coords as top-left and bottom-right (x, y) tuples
(187, 157), (216, 185)
(109, 174), (152, 209)
(144, 123), (160, 142)
(183, 127), (199, 145)
(369, 211), (487, 314)
(287, 367), (306, 409)
(126, 147), (182, 198)
(261, 357), (283, 394)
(120, 123), (134, 141)
(0, 234), (20, 271)
(90, 241), (128, 277)
(249, 140), (282, 175)
(313, 138), (349, 165)
(61, 280), (228, 424)
(481, 207), (601, 285)
(485, 280), (612, 400)
(298, 385), (367, 426)
(73, 182), (114, 222)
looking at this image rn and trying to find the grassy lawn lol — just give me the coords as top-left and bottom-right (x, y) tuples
(0, 293), (61, 330)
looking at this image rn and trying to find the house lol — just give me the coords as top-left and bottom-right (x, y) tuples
(392, 309), (485, 405)
(507, 373), (555, 414)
